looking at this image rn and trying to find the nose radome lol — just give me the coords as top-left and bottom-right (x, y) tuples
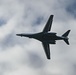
(16, 34), (22, 36)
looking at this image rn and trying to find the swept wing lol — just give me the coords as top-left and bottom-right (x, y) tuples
(42, 15), (54, 32)
(42, 42), (50, 59)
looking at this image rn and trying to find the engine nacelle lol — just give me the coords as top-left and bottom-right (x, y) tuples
(43, 40), (56, 44)
(47, 41), (56, 44)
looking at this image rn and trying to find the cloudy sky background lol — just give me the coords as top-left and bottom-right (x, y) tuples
(0, 0), (76, 75)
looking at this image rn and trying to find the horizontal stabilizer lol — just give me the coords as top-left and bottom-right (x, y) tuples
(62, 30), (70, 37)
(64, 39), (69, 45)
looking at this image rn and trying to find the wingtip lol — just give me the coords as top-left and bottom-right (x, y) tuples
(51, 15), (54, 17)
(47, 56), (51, 60)
(50, 15), (54, 20)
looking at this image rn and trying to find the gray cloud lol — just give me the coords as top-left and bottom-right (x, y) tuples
(0, 0), (76, 75)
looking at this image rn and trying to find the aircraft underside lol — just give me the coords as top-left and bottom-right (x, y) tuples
(16, 15), (70, 59)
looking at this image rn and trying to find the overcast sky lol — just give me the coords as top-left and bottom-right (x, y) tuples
(0, 0), (76, 75)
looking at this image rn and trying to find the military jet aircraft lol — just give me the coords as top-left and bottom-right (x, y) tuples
(16, 15), (70, 59)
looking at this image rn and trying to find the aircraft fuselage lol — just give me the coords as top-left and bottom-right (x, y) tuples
(16, 32), (67, 44)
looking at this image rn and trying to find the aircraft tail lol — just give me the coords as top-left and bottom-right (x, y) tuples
(64, 39), (69, 45)
(62, 30), (70, 37)
(62, 30), (71, 45)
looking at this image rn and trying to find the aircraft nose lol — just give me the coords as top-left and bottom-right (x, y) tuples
(16, 34), (22, 36)
(16, 34), (19, 36)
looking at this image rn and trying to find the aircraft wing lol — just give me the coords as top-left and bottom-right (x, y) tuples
(42, 42), (50, 59)
(43, 15), (54, 32)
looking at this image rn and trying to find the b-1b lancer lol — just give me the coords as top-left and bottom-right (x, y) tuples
(16, 15), (70, 59)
